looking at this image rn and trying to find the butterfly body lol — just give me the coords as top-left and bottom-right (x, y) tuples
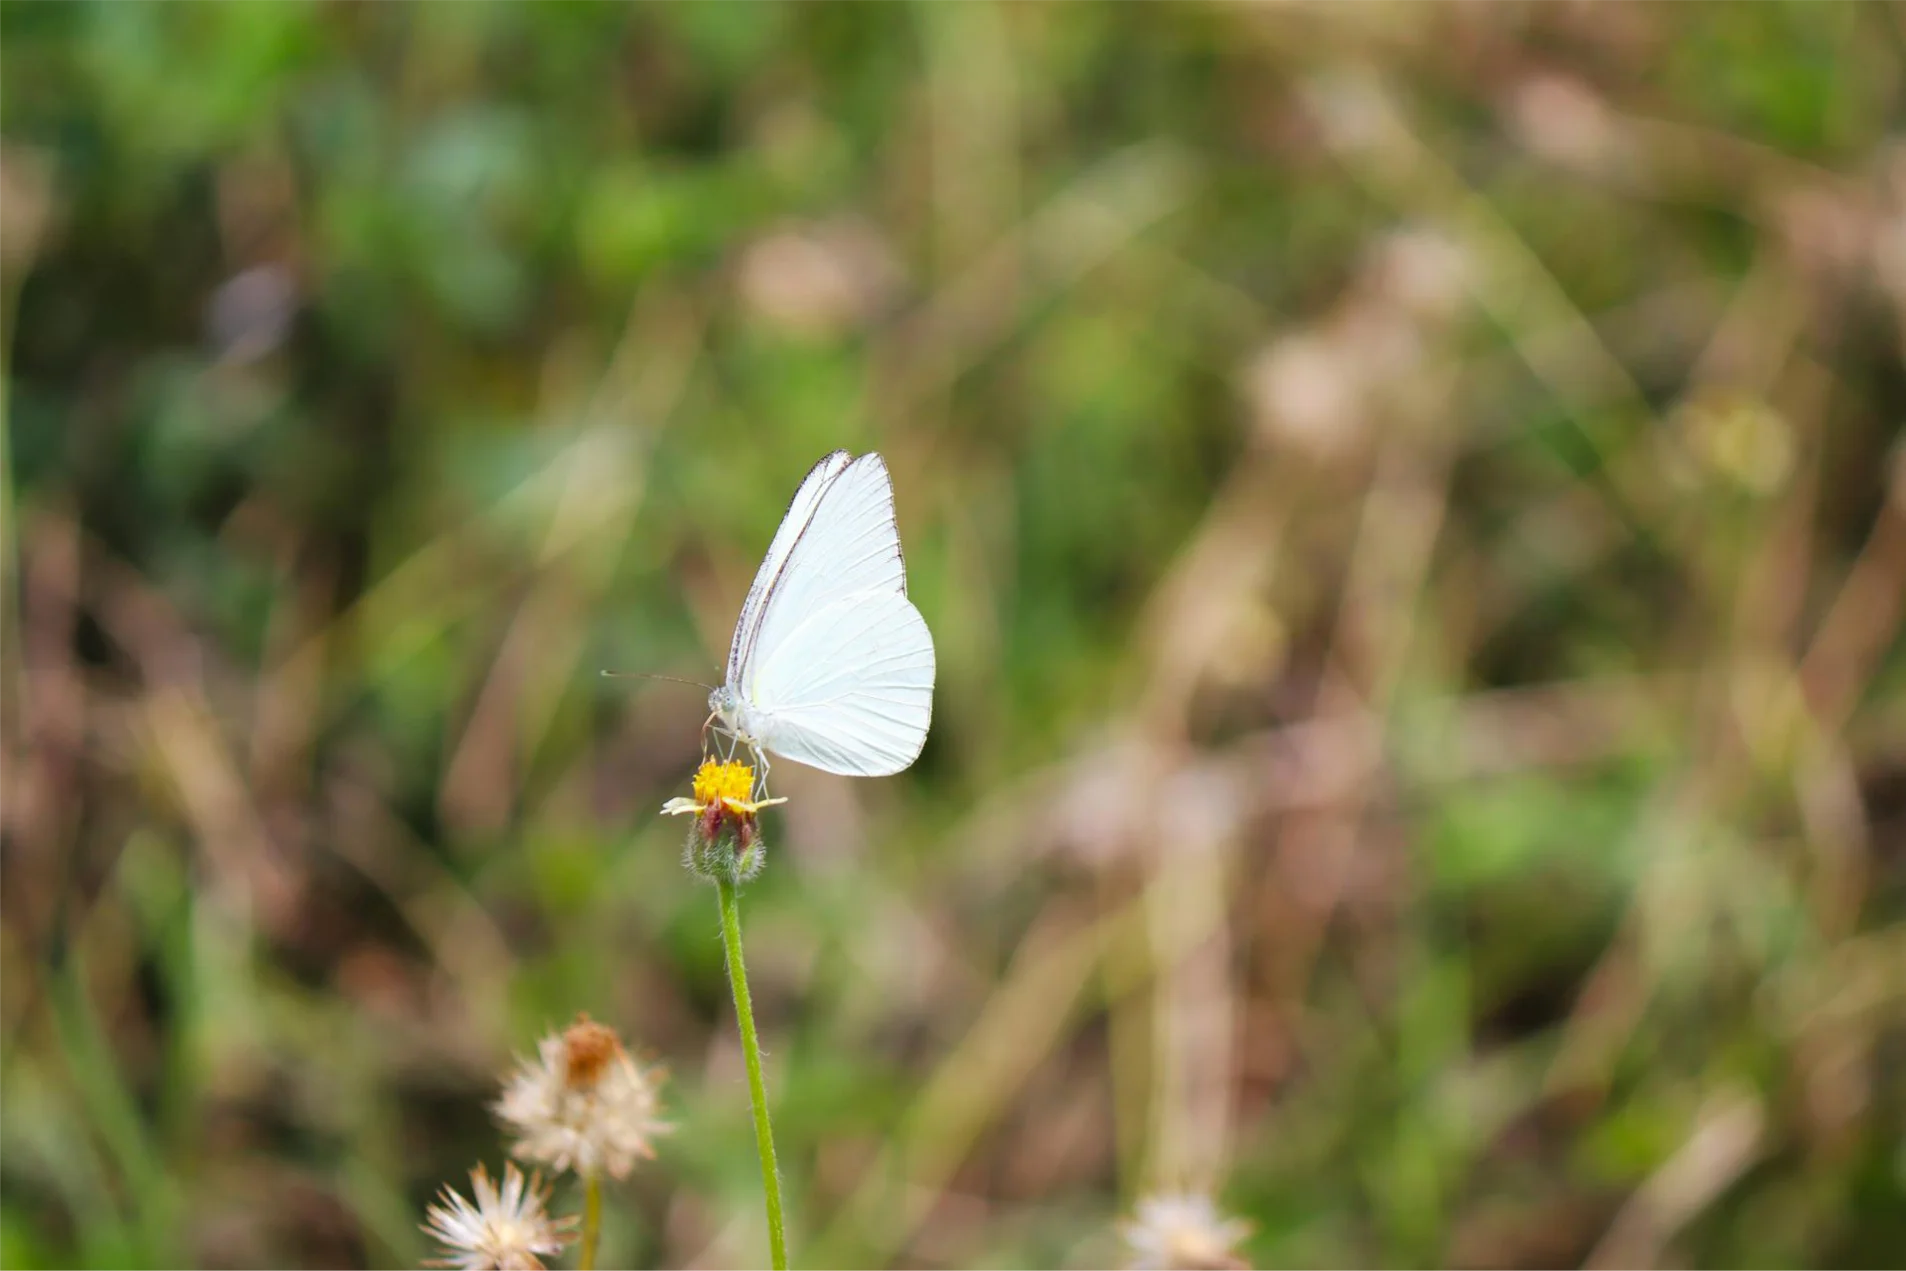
(711, 451), (935, 786)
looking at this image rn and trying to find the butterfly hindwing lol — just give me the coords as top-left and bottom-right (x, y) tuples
(748, 588), (935, 776)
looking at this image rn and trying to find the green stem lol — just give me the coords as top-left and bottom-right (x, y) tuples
(716, 876), (789, 1270)
(579, 1172), (601, 1270)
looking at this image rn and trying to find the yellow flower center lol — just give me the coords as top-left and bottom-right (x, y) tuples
(692, 759), (755, 807)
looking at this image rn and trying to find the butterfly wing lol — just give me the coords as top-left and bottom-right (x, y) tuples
(731, 452), (910, 689)
(726, 450), (853, 686)
(748, 588), (935, 776)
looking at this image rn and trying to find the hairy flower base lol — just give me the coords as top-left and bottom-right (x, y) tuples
(422, 1163), (575, 1271)
(664, 759), (786, 885)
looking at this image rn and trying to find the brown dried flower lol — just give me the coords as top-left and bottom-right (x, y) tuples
(493, 1013), (672, 1181)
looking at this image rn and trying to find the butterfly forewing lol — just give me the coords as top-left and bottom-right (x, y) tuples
(734, 452), (909, 693)
(725, 450), (853, 685)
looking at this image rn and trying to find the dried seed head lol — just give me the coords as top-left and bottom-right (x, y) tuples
(494, 1016), (673, 1181)
(1119, 1192), (1253, 1271)
(421, 1162), (575, 1271)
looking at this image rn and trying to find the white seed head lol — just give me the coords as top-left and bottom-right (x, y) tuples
(421, 1162), (575, 1271)
(494, 1014), (672, 1181)
(1119, 1191), (1253, 1271)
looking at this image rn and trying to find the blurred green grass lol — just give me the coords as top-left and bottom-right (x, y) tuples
(3, 2), (1905, 1268)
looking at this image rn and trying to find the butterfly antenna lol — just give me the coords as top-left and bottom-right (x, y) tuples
(601, 670), (717, 690)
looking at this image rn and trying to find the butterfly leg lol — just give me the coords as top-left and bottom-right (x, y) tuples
(752, 746), (772, 801)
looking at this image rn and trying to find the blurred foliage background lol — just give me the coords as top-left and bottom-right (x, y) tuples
(4, 3), (1906, 1268)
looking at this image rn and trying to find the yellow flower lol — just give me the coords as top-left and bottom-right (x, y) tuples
(663, 759), (785, 884)
(662, 758), (786, 819)
(695, 759), (755, 808)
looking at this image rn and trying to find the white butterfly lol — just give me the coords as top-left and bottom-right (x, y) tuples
(707, 450), (935, 788)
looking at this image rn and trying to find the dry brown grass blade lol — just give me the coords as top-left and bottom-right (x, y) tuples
(819, 896), (1134, 1265)
(1586, 1087), (1766, 1270)
(1800, 452), (1906, 733)
(440, 424), (650, 837)
(874, 141), (1197, 426)
(3, 505), (86, 954)
(85, 546), (293, 931)
(442, 280), (713, 837)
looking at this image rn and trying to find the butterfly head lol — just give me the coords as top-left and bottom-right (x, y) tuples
(709, 683), (740, 729)
(706, 683), (766, 775)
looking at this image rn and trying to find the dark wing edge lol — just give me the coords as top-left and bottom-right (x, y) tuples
(731, 450), (908, 685)
(860, 452), (907, 598)
(725, 449), (853, 684)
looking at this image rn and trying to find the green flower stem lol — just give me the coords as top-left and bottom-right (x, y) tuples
(579, 1171), (601, 1270)
(716, 876), (789, 1270)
